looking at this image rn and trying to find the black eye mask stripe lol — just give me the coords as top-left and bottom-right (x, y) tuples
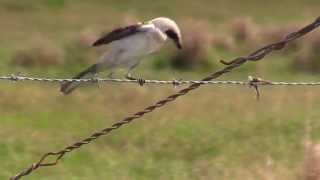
(165, 30), (182, 49)
(165, 30), (179, 41)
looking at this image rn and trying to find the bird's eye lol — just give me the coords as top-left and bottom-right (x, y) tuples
(165, 30), (179, 41)
(165, 30), (182, 49)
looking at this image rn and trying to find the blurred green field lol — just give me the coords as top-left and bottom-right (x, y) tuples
(1, 0), (320, 179)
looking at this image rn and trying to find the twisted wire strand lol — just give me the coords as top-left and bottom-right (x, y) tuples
(2, 74), (320, 86)
(10, 16), (320, 180)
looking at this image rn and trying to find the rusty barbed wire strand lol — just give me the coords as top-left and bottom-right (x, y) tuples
(10, 16), (320, 180)
(2, 74), (320, 87)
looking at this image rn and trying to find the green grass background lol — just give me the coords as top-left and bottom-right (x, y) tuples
(0, 0), (320, 179)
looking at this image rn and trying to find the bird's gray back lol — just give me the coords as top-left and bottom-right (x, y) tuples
(98, 26), (166, 69)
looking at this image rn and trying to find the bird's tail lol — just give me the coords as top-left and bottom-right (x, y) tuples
(60, 64), (98, 95)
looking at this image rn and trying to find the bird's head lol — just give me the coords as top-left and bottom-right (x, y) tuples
(149, 17), (182, 49)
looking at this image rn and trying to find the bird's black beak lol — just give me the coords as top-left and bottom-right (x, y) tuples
(165, 30), (182, 49)
(175, 39), (183, 49)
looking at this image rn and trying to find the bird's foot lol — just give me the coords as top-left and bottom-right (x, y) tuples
(125, 74), (145, 86)
(90, 74), (99, 83)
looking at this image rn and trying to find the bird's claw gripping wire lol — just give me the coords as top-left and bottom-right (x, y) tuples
(90, 76), (99, 83)
(125, 74), (146, 86)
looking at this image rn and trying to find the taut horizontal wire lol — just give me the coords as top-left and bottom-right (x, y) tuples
(1, 74), (320, 86)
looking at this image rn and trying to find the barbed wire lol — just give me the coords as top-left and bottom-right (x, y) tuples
(2, 74), (320, 87)
(10, 16), (320, 180)
(3, 74), (320, 101)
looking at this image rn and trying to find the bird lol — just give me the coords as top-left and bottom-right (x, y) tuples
(60, 17), (183, 95)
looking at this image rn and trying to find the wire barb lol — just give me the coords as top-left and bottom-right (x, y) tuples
(9, 16), (320, 180)
(9, 74), (19, 81)
(247, 76), (271, 100)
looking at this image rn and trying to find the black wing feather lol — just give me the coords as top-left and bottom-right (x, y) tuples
(92, 23), (142, 46)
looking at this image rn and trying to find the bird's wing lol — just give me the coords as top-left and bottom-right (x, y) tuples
(92, 23), (147, 46)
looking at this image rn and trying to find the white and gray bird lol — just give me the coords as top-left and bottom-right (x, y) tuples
(60, 17), (182, 94)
